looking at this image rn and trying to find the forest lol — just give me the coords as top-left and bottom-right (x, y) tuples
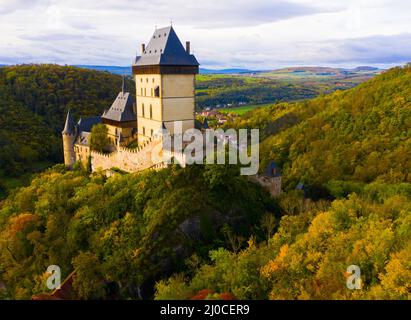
(0, 64), (376, 196)
(0, 65), (134, 195)
(0, 65), (410, 300)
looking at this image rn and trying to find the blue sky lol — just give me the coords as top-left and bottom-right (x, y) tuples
(1, 0), (411, 69)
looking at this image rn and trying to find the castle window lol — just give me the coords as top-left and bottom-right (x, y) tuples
(154, 86), (160, 97)
(143, 127), (145, 135)
(151, 88), (153, 96)
(142, 103), (145, 117)
(146, 78), (148, 83)
(141, 88), (143, 95)
(151, 129), (153, 136)
(140, 78), (143, 82)
(150, 105), (152, 119)
(152, 78), (155, 83)
(144, 88), (146, 96)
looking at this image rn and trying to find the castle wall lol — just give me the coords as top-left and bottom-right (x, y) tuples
(90, 136), (187, 173)
(135, 73), (195, 146)
(161, 74), (195, 97)
(74, 143), (91, 167)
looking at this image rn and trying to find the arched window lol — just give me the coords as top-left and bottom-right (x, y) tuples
(154, 86), (160, 97)
(149, 105), (153, 119)
(142, 103), (145, 117)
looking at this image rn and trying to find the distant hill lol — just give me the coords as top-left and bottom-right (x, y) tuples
(74, 65), (259, 75)
(200, 68), (259, 74)
(352, 66), (380, 72)
(74, 65), (132, 75)
(259, 66), (382, 79)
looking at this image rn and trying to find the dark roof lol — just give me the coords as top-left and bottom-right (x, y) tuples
(102, 92), (136, 123)
(62, 109), (75, 135)
(134, 26), (199, 67)
(264, 161), (281, 178)
(203, 118), (209, 129)
(195, 118), (209, 130)
(296, 182), (305, 190)
(75, 131), (91, 146)
(77, 116), (101, 133)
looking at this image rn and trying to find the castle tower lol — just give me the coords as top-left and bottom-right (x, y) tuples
(132, 26), (199, 145)
(101, 75), (137, 146)
(62, 109), (76, 168)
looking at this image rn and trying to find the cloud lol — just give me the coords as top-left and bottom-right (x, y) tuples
(0, 0), (410, 68)
(0, 0), (43, 14)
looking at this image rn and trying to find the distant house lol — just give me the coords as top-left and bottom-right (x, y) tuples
(250, 161), (282, 197)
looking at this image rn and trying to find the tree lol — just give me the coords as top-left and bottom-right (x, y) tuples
(90, 124), (109, 152)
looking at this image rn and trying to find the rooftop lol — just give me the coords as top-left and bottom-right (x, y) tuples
(102, 91), (136, 123)
(134, 26), (199, 67)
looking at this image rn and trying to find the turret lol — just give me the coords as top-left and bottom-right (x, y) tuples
(62, 109), (76, 168)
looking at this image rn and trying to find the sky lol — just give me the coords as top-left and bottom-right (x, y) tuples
(1, 0), (411, 69)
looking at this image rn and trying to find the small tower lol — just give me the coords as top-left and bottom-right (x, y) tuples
(255, 161), (282, 197)
(101, 75), (137, 146)
(62, 109), (76, 168)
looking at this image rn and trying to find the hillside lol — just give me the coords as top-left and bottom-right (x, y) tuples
(0, 65), (134, 192)
(225, 65), (411, 194)
(0, 164), (276, 299)
(155, 66), (411, 300)
(0, 66), (409, 300)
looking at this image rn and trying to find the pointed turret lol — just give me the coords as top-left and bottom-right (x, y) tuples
(62, 109), (77, 168)
(62, 109), (75, 135)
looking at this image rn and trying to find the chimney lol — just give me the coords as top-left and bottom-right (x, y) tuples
(185, 41), (190, 54)
(141, 43), (145, 54)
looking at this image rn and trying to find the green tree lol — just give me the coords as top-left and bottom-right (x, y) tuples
(90, 124), (109, 152)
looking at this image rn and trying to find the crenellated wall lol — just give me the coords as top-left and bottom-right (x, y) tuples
(90, 136), (187, 173)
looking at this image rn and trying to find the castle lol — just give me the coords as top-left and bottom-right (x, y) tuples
(62, 26), (199, 172)
(62, 26), (281, 195)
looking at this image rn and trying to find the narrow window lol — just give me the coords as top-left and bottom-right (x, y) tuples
(144, 88), (146, 96)
(150, 129), (153, 137)
(140, 88), (143, 95)
(143, 127), (145, 136)
(154, 86), (160, 97)
(150, 105), (153, 119)
(142, 103), (145, 117)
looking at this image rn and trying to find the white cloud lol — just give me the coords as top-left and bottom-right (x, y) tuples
(0, 0), (410, 68)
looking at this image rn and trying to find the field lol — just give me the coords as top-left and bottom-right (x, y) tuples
(219, 103), (272, 115)
(195, 67), (381, 110)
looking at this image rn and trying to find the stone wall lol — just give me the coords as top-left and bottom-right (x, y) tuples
(90, 136), (187, 173)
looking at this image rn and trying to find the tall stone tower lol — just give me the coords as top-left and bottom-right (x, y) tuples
(62, 109), (76, 168)
(132, 26), (199, 145)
